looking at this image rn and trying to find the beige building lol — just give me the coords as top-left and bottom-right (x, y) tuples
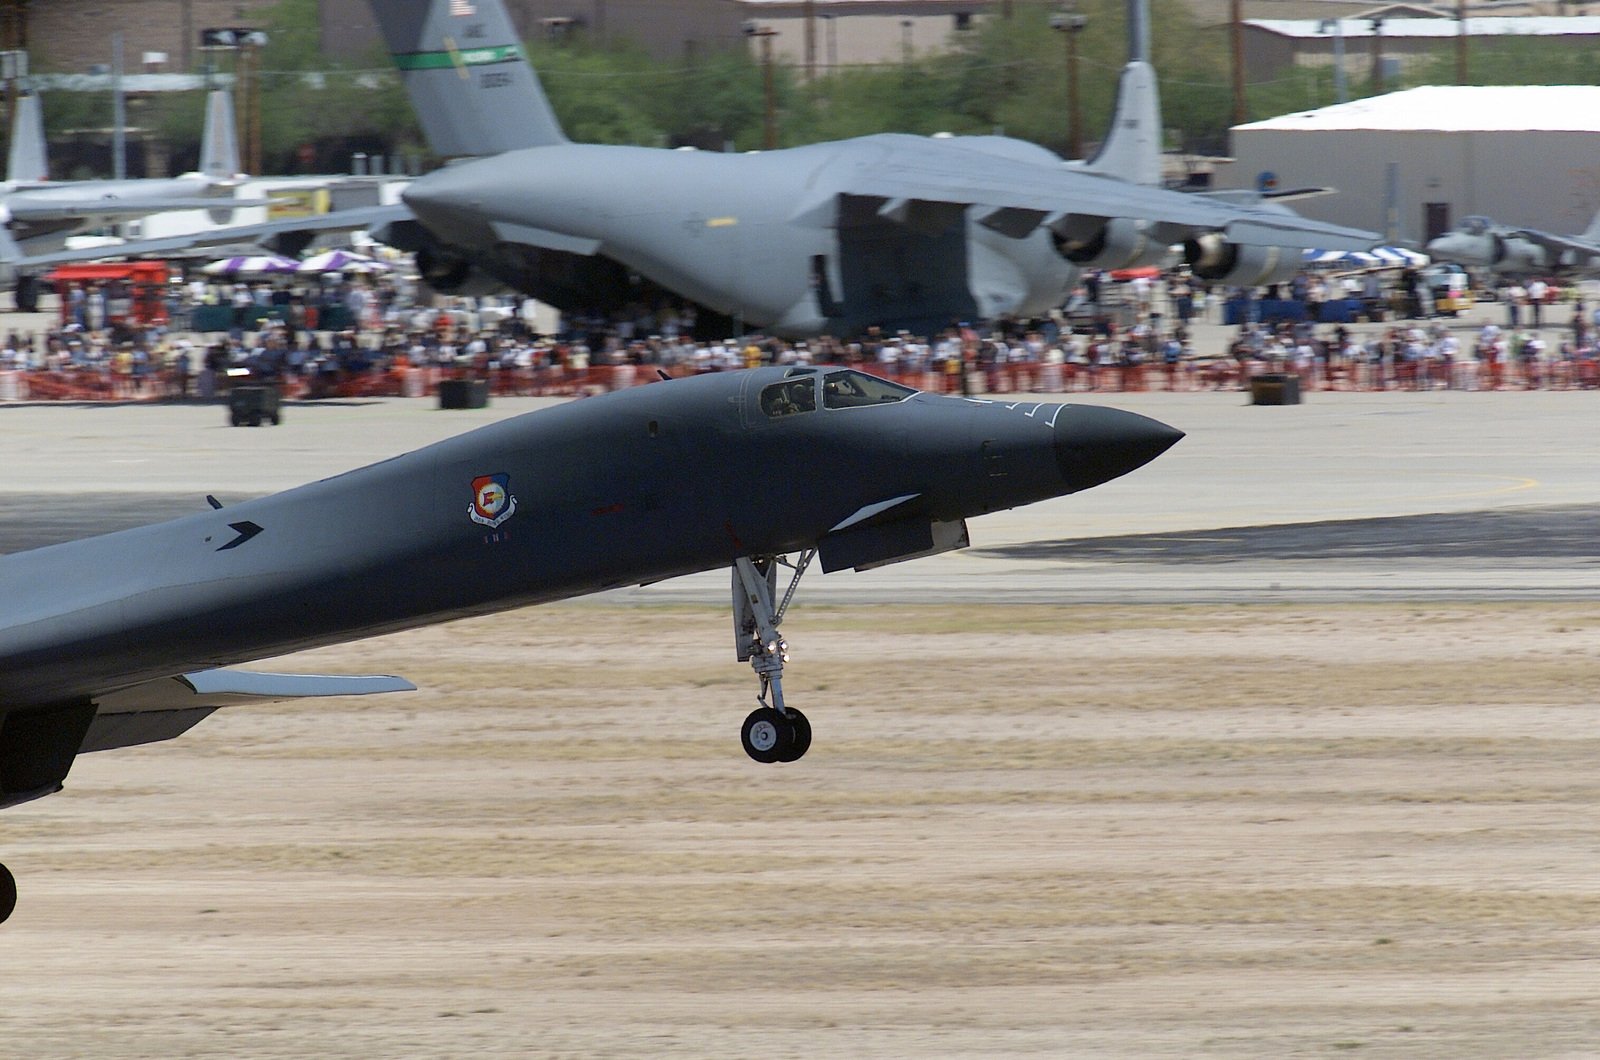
(1242, 15), (1600, 85)
(17, 1), (279, 74)
(319, 0), (1000, 67)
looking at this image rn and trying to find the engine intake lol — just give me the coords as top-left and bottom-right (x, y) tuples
(1053, 217), (1172, 271)
(1181, 235), (1296, 288)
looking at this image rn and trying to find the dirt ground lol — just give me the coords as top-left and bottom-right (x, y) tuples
(4, 599), (1600, 1058)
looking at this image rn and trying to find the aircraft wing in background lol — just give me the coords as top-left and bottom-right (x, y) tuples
(14, 203), (413, 269)
(797, 135), (1378, 252)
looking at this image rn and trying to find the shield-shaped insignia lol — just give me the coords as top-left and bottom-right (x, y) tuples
(469, 473), (517, 528)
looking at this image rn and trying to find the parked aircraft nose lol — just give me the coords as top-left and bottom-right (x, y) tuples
(1425, 233), (1485, 266)
(1053, 405), (1184, 492)
(402, 163), (499, 244)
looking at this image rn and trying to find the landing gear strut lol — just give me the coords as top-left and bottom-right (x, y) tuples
(0, 861), (15, 925)
(733, 551), (814, 763)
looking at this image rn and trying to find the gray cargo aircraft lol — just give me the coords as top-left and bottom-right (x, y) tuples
(0, 370), (1182, 924)
(1425, 212), (1600, 277)
(20, 0), (1376, 333)
(382, 0), (1375, 336)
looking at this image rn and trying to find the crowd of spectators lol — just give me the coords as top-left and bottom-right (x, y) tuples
(1, 263), (1596, 402)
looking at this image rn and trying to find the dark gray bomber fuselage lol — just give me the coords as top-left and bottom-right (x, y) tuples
(0, 370), (1179, 709)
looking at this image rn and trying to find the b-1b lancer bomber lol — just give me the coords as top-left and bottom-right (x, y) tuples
(0, 370), (1181, 923)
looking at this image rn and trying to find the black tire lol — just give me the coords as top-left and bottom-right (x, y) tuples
(269, 412), (281, 426)
(0, 862), (15, 925)
(741, 706), (791, 764)
(230, 412), (244, 427)
(778, 707), (811, 762)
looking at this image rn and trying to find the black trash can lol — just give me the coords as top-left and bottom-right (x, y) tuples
(1249, 373), (1301, 406)
(229, 385), (282, 426)
(438, 378), (490, 409)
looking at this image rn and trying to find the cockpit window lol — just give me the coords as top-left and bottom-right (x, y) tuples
(821, 369), (916, 409)
(759, 377), (817, 418)
(1463, 216), (1490, 235)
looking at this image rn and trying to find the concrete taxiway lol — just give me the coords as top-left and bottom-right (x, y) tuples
(4, 388), (1598, 602)
(7, 387), (1600, 1059)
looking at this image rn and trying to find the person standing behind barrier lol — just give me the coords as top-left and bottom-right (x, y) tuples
(1505, 282), (1525, 329)
(1528, 278), (1548, 329)
(1170, 271), (1193, 326)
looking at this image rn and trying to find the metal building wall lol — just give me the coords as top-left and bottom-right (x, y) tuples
(1217, 127), (1600, 244)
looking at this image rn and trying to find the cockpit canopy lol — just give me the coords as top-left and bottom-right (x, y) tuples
(759, 368), (916, 420)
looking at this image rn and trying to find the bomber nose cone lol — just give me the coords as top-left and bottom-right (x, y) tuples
(1053, 405), (1184, 492)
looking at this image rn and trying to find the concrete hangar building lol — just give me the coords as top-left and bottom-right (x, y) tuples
(1214, 85), (1600, 247)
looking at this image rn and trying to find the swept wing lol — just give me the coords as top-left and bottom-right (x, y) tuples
(807, 133), (1376, 251)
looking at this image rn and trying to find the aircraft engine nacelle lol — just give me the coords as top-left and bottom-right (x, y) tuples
(1053, 218), (1173, 271)
(415, 243), (503, 298)
(1494, 235), (1551, 273)
(1181, 235), (1298, 288)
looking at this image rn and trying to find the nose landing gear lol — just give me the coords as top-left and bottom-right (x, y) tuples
(733, 551), (814, 763)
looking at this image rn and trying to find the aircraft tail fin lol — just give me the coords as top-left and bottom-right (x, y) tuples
(369, 0), (567, 157)
(1583, 208), (1600, 242)
(7, 92), (47, 183)
(198, 89), (241, 179)
(1075, 61), (1163, 187)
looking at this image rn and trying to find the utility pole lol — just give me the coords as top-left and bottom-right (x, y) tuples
(744, 22), (779, 150)
(803, 0), (815, 81)
(1050, 9), (1088, 160)
(1319, 19), (1347, 104)
(1456, 0), (1469, 84)
(112, 31), (125, 180)
(1369, 16), (1385, 95)
(1230, 0), (1245, 128)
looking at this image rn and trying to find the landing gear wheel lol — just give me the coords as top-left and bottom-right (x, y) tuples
(777, 707), (811, 763)
(0, 862), (15, 925)
(742, 706), (792, 764)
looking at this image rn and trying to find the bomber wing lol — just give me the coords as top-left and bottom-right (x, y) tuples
(81, 668), (416, 754)
(804, 134), (1377, 251)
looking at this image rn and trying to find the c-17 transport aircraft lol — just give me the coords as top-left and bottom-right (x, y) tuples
(0, 371), (1182, 924)
(381, 0), (1377, 336)
(1425, 211), (1600, 277)
(19, 0), (1377, 334)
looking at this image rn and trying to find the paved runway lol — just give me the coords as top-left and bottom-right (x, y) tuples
(9, 379), (1600, 1059)
(4, 388), (1600, 604)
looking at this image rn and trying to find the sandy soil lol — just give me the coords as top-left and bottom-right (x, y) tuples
(4, 600), (1600, 1058)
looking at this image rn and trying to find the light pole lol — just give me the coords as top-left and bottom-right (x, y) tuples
(1050, 9), (1088, 160)
(803, 0), (815, 81)
(1369, 16), (1385, 95)
(744, 22), (779, 150)
(1318, 18), (1347, 104)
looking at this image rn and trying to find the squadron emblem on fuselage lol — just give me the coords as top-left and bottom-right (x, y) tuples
(469, 473), (517, 528)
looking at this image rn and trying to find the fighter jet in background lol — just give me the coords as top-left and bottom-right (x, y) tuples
(1425, 212), (1600, 277)
(0, 370), (1181, 924)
